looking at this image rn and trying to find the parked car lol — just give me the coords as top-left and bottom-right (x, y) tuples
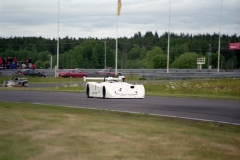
(58, 69), (88, 78)
(15, 69), (46, 77)
(14, 70), (22, 75)
(95, 68), (122, 77)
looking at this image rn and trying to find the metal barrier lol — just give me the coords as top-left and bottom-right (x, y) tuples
(0, 69), (240, 80)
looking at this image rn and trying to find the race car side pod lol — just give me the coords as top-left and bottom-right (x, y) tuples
(83, 76), (125, 82)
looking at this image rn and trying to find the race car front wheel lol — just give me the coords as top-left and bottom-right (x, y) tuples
(2, 81), (7, 87)
(22, 82), (28, 87)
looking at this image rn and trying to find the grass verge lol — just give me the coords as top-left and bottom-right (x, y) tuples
(0, 102), (239, 160)
(144, 78), (240, 100)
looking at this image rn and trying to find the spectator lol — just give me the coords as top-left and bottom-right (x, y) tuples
(25, 58), (29, 68)
(0, 57), (2, 69)
(7, 62), (10, 69)
(13, 57), (18, 69)
(22, 62), (26, 69)
(28, 63), (32, 68)
(28, 57), (32, 65)
(10, 57), (14, 69)
(10, 57), (13, 64)
(6, 57), (10, 69)
(32, 63), (36, 69)
(28, 57), (32, 68)
(3, 58), (7, 69)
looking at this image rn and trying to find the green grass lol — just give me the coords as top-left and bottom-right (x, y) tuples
(0, 102), (239, 160)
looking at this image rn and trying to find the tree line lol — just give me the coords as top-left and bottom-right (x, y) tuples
(0, 32), (239, 70)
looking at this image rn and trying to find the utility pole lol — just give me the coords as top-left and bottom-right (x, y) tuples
(56, 0), (60, 77)
(217, 0), (223, 73)
(208, 43), (212, 69)
(167, 0), (171, 73)
(103, 40), (108, 69)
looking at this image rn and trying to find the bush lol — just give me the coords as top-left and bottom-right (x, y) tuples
(43, 61), (50, 69)
(171, 52), (199, 69)
(35, 60), (44, 69)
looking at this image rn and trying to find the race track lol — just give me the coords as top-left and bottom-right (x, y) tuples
(0, 90), (239, 125)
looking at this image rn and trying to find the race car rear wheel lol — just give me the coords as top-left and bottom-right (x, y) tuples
(22, 82), (28, 87)
(86, 84), (91, 98)
(102, 86), (106, 98)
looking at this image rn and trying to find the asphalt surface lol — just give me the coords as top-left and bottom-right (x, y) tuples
(0, 90), (239, 125)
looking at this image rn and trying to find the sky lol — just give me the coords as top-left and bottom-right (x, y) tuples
(1, 0), (240, 39)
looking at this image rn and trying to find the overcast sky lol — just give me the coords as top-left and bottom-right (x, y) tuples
(1, 0), (239, 39)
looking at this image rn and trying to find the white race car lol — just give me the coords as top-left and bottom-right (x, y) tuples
(84, 76), (145, 99)
(2, 77), (28, 87)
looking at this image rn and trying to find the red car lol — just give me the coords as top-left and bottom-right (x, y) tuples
(58, 69), (88, 78)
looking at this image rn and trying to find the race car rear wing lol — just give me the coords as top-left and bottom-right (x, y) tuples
(84, 76), (125, 82)
(12, 77), (28, 81)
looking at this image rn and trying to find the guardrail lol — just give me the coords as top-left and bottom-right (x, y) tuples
(1, 69), (240, 80)
(64, 69), (240, 79)
(82, 68), (239, 74)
